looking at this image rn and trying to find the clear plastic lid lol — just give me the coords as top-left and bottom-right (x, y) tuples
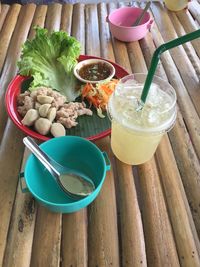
(107, 73), (177, 134)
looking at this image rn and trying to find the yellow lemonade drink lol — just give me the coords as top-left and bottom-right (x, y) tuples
(111, 121), (163, 165)
(108, 74), (177, 165)
(164, 0), (189, 11)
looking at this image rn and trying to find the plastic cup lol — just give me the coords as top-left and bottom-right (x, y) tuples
(108, 73), (177, 165)
(164, 0), (189, 11)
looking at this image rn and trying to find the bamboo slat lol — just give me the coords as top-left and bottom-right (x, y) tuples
(105, 0), (131, 69)
(124, 12), (148, 75)
(0, 121), (25, 266)
(0, 4), (9, 32)
(136, 4), (165, 81)
(125, 28), (179, 266)
(136, 2), (166, 78)
(138, 159), (180, 267)
(139, 31), (168, 80)
(45, 3), (62, 32)
(61, 209), (87, 267)
(2, 149), (36, 267)
(188, 1), (200, 24)
(30, 206), (61, 267)
(61, 3), (89, 263)
(1, 6), (48, 265)
(149, 10), (200, 160)
(100, 5), (146, 264)
(167, 11), (200, 79)
(60, 4), (73, 33)
(85, 4), (101, 57)
(169, 111), (200, 237)
(29, 5), (47, 39)
(28, 7), (63, 267)
(156, 136), (200, 266)
(71, 3), (85, 54)
(142, 21), (200, 236)
(0, 3), (199, 267)
(113, 39), (132, 72)
(127, 41), (148, 73)
(176, 9), (200, 57)
(0, 12), (35, 263)
(151, 3), (200, 116)
(101, 4), (146, 266)
(60, 6), (88, 267)
(109, 24), (148, 267)
(115, 160), (147, 267)
(97, 3), (115, 60)
(88, 137), (120, 267)
(44, 4), (88, 266)
(107, 1), (118, 13)
(0, 4), (36, 142)
(107, 3), (132, 72)
(0, 4), (21, 72)
(84, 6), (120, 266)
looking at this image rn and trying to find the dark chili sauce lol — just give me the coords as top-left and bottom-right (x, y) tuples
(79, 62), (112, 81)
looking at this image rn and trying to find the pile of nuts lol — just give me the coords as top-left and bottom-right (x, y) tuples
(17, 87), (93, 137)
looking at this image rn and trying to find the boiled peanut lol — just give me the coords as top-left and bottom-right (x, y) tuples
(47, 107), (57, 122)
(35, 102), (41, 110)
(37, 95), (54, 104)
(34, 118), (51, 135)
(39, 104), (51, 117)
(21, 109), (39, 126)
(50, 123), (66, 137)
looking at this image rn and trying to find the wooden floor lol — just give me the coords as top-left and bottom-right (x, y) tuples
(0, 1), (200, 266)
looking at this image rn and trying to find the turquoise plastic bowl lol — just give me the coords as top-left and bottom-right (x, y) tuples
(20, 136), (110, 213)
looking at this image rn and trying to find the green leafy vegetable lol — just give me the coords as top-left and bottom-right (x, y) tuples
(17, 27), (81, 101)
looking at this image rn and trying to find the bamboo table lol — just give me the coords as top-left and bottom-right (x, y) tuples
(0, 1), (200, 267)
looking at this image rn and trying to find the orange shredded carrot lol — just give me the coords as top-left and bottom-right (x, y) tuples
(81, 83), (93, 97)
(81, 79), (119, 115)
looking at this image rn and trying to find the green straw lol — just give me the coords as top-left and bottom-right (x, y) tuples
(140, 29), (200, 105)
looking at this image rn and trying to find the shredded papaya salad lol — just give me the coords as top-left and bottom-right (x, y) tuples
(81, 79), (119, 118)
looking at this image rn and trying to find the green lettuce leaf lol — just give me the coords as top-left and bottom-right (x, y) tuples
(17, 27), (81, 101)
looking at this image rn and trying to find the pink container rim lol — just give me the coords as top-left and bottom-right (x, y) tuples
(107, 6), (152, 29)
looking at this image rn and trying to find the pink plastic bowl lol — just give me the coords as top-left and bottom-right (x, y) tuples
(107, 7), (153, 42)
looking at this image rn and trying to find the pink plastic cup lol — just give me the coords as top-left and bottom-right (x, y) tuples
(106, 7), (153, 42)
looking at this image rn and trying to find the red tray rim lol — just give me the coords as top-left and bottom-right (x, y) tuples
(5, 55), (129, 141)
